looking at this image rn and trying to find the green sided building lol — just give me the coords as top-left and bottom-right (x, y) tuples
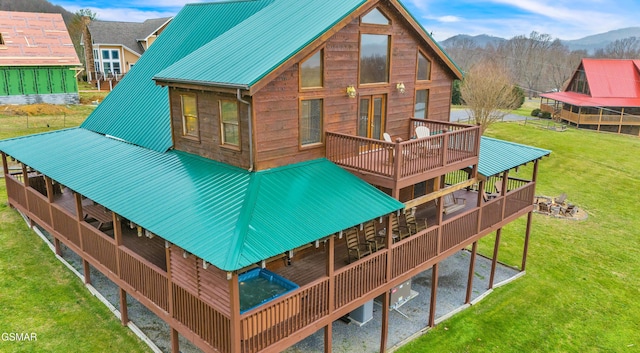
(0, 11), (81, 104)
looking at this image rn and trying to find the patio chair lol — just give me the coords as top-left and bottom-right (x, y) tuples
(363, 221), (386, 252)
(383, 132), (392, 143)
(404, 209), (427, 234)
(390, 213), (412, 241)
(538, 201), (551, 214)
(482, 189), (498, 202)
(561, 204), (577, 217)
(494, 180), (503, 196)
(415, 126), (430, 138)
(442, 193), (466, 214)
(345, 227), (371, 263)
(554, 193), (567, 205)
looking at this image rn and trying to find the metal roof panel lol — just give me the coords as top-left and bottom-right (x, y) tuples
(478, 137), (550, 177)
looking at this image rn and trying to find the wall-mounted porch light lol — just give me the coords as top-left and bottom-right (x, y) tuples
(396, 82), (406, 94)
(346, 85), (357, 98)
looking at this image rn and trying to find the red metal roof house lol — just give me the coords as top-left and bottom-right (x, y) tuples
(540, 58), (640, 136)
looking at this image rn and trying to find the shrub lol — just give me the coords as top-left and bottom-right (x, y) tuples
(531, 108), (541, 117)
(540, 111), (552, 119)
(512, 86), (525, 109)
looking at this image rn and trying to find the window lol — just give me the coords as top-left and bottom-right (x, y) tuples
(101, 49), (121, 74)
(300, 99), (323, 146)
(359, 34), (390, 84)
(570, 70), (590, 95)
(220, 100), (240, 147)
(361, 8), (390, 25)
(414, 89), (429, 119)
(181, 94), (199, 138)
(300, 50), (323, 88)
(417, 52), (431, 81)
(111, 50), (119, 59)
(102, 50), (110, 59)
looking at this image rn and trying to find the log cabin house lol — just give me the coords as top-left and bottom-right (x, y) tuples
(540, 58), (640, 136)
(0, 0), (550, 352)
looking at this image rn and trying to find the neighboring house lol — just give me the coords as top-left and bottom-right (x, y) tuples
(81, 16), (171, 81)
(540, 58), (640, 136)
(0, 1), (550, 353)
(0, 11), (81, 105)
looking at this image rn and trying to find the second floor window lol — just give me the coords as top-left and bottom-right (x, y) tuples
(300, 99), (323, 146)
(417, 52), (431, 81)
(220, 100), (240, 147)
(360, 34), (390, 85)
(300, 50), (323, 89)
(181, 94), (199, 138)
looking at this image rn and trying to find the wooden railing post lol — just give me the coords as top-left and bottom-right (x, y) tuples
(500, 171), (509, 219)
(325, 236), (334, 353)
(1, 152), (8, 176)
(21, 163), (33, 227)
(393, 139), (403, 180)
(113, 211), (122, 277)
(441, 129), (449, 166)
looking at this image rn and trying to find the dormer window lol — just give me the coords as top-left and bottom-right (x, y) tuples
(417, 51), (431, 81)
(181, 94), (199, 138)
(361, 8), (390, 25)
(300, 49), (323, 89)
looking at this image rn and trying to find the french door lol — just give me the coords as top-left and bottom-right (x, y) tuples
(358, 95), (386, 140)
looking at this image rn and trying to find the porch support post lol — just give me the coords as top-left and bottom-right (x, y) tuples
(45, 176), (55, 228)
(500, 171), (509, 219)
(229, 272), (242, 353)
(465, 241), (478, 304)
(380, 291), (390, 353)
(83, 260), (91, 285)
(1, 152), (8, 176)
(325, 236), (335, 353)
(21, 163), (33, 227)
(166, 243), (174, 319)
(522, 212), (533, 271)
(489, 228), (502, 289)
(113, 212), (122, 277)
(618, 107), (624, 134)
(428, 263), (439, 327)
(119, 288), (128, 325)
(170, 328), (180, 353)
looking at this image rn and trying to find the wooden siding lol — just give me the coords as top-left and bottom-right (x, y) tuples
(252, 2), (456, 170)
(170, 88), (251, 169)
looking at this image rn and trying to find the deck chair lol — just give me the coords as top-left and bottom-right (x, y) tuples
(482, 189), (498, 202)
(345, 227), (371, 263)
(383, 132), (392, 143)
(442, 193), (466, 214)
(415, 126), (430, 138)
(538, 202), (551, 214)
(494, 180), (504, 196)
(390, 213), (412, 241)
(554, 193), (567, 205)
(404, 210), (427, 234)
(363, 221), (386, 252)
(561, 204), (577, 217)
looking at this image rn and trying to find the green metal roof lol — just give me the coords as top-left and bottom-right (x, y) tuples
(154, 0), (367, 88)
(478, 136), (551, 177)
(0, 128), (402, 271)
(80, 1), (274, 152)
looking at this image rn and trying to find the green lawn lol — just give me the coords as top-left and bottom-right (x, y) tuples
(399, 123), (640, 353)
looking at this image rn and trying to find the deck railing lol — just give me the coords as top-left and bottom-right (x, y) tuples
(391, 227), (438, 278)
(81, 222), (118, 273)
(51, 204), (80, 247)
(326, 124), (479, 181)
(334, 251), (387, 309)
(26, 187), (50, 225)
(240, 278), (329, 352)
(173, 283), (231, 353)
(505, 183), (535, 218)
(120, 248), (169, 311)
(480, 198), (503, 231)
(441, 210), (479, 252)
(5, 175), (26, 209)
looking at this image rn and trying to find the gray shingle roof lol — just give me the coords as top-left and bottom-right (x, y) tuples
(88, 17), (171, 55)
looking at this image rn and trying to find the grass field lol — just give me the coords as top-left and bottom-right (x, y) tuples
(399, 123), (640, 352)
(1, 104), (639, 352)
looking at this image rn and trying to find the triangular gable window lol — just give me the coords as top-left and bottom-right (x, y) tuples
(362, 8), (390, 25)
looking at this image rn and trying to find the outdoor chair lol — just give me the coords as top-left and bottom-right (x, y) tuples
(345, 227), (371, 263)
(415, 126), (440, 156)
(482, 189), (498, 202)
(561, 204), (577, 217)
(494, 180), (504, 196)
(442, 193), (466, 214)
(415, 126), (430, 138)
(538, 201), (551, 214)
(554, 193), (568, 205)
(390, 213), (412, 242)
(405, 209), (427, 234)
(363, 221), (386, 252)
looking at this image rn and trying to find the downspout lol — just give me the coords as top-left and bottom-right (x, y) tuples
(237, 89), (254, 171)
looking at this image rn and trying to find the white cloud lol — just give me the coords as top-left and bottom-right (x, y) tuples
(64, 5), (176, 22)
(437, 15), (461, 23)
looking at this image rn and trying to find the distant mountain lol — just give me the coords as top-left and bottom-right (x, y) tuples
(441, 27), (640, 53)
(563, 27), (640, 52)
(441, 34), (506, 48)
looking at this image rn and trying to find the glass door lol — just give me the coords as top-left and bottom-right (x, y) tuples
(357, 95), (386, 140)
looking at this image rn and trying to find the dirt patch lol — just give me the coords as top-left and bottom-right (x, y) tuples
(0, 104), (72, 116)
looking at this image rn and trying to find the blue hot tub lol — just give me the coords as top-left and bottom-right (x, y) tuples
(238, 268), (299, 314)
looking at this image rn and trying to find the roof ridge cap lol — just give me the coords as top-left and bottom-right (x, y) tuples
(223, 172), (261, 270)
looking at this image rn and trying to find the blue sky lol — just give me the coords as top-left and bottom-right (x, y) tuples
(52, 0), (640, 41)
